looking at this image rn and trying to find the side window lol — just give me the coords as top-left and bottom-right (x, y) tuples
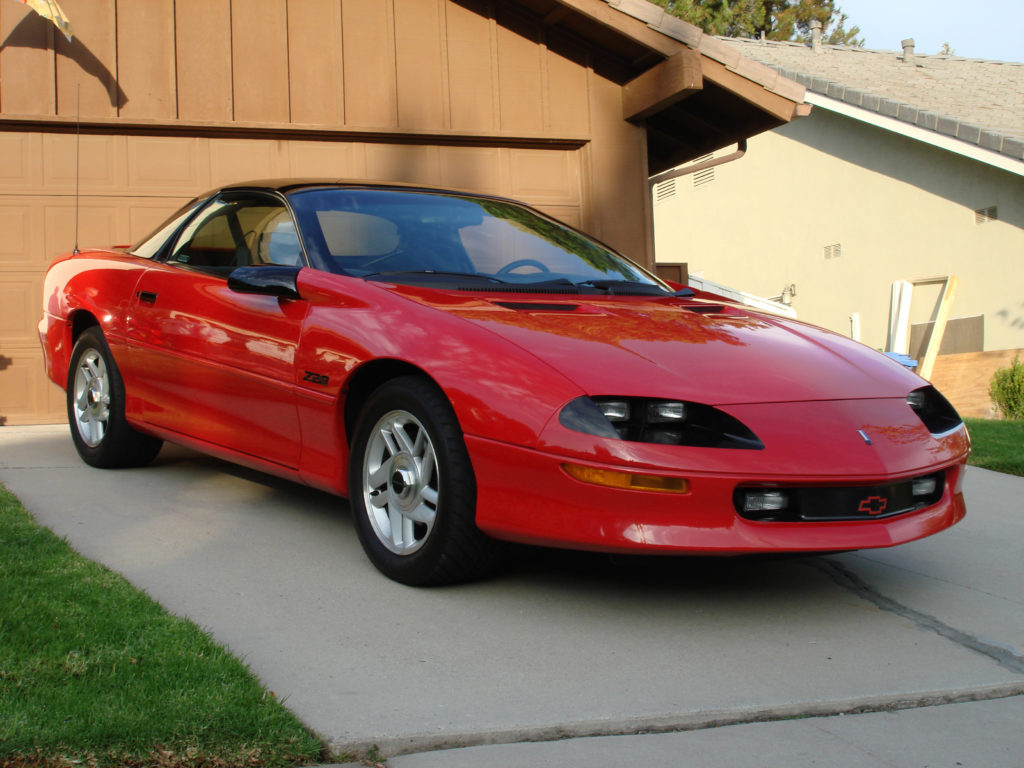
(170, 199), (241, 271)
(130, 199), (203, 260)
(252, 211), (303, 266)
(169, 196), (302, 273)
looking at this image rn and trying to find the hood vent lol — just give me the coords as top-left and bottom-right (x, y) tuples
(494, 301), (578, 312)
(686, 304), (727, 314)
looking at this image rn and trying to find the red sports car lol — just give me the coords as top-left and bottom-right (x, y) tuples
(39, 180), (969, 585)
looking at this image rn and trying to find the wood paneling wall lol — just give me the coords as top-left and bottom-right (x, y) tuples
(0, 0), (592, 138)
(0, 0), (663, 424)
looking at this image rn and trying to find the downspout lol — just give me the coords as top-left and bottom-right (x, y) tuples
(648, 139), (747, 186)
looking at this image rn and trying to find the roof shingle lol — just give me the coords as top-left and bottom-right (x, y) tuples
(717, 37), (1024, 160)
(599, 0), (1023, 161)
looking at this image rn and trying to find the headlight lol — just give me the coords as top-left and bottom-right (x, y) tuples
(559, 396), (763, 449)
(907, 386), (963, 436)
(597, 400), (631, 423)
(647, 401), (686, 422)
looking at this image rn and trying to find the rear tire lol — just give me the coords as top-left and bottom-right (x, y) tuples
(349, 375), (502, 585)
(67, 327), (163, 468)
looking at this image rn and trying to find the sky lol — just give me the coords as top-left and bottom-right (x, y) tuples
(834, 0), (1023, 62)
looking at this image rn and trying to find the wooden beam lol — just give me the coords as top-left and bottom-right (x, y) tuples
(543, 6), (571, 25)
(699, 56), (801, 123)
(548, 0), (680, 56)
(622, 48), (702, 121)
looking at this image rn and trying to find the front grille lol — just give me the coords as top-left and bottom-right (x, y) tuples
(734, 472), (945, 522)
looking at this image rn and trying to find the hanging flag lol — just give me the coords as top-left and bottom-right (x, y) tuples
(13, 0), (73, 42)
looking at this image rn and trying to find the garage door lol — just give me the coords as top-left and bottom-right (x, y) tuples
(0, 130), (583, 424)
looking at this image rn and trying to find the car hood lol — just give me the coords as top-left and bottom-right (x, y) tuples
(396, 291), (922, 405)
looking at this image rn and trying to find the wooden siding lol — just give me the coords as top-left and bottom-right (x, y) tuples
(0, 0), (593, 139)
(0, 0), (660, 424)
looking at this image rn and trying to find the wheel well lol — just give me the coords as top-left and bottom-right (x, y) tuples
(342, 359), (434, 444)
(70, 311), (100, 345)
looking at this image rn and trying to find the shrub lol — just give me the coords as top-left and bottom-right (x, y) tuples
(990, 355), (1024, 420)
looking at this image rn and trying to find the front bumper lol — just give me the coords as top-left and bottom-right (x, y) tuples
(467, 435), (967, 554)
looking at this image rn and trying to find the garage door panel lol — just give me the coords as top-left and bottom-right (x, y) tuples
(129, 200), (193, 244)
(286, 141), (362, 179)
(44, 202), (120, 255)
(0, 204), (41, 269)
(127, 137), (203, 191)
(439, 147), (504, 195)
(365, 144), (442, 186)
(534, 205), (581, 229)
(0, 348), (65, 425)
(42, 133), (124, 193)
(0, 275), (43, 346)
(0, 133), (43, 188)
(209, 139), (284, 187)
(509, 148), (579, 204)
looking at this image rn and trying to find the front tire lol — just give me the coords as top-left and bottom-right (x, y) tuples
(67, 327), (163, 468)
(349, 376), (502, 585)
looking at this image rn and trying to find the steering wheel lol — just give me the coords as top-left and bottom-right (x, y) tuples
(496, 259), (551, 275)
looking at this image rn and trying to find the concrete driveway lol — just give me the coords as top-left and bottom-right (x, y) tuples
(2, 424), (1022, 765)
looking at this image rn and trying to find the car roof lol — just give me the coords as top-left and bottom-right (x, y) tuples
(213, 178), (506, 199)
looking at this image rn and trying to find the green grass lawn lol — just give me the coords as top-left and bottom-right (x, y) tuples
(0, 484), (326, 768)
(965, 418), (1024, 477)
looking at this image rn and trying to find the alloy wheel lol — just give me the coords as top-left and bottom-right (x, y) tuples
(361, 409), (439, 555)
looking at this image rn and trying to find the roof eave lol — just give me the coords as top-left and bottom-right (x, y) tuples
(805, 92), (1024, 177)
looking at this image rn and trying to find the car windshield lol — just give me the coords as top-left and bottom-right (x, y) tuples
(286, 188), (667, 293)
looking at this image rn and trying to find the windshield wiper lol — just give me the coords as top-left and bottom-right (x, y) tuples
(575, 279), (672, 296)
(362, 270), (508, 285)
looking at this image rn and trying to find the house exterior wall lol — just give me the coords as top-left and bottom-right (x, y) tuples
(0, 0), (656, 424)
(654, 106), (1024, 357)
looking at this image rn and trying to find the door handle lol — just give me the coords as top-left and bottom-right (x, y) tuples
(137, 291), (158, 304)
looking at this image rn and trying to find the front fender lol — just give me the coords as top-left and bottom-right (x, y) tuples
(40, 251), (149, 389)
(295, 270), (584, 447)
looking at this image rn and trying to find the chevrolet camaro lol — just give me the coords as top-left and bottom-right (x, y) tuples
(39, 180), (969, 584)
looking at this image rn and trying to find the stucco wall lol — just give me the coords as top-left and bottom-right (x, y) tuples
(654, 106), (1024, 354)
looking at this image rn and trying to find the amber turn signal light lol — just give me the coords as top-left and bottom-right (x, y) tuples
(561, 463), (689, 494)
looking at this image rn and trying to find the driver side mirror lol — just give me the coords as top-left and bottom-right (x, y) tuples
(228, 266), (302, 300)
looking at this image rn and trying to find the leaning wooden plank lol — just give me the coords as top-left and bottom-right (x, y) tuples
(917, 275), (959, 381)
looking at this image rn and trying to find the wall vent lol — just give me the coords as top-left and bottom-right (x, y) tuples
(692, 154), (716, 189)
(824, 243), (842, 260)
(654, 178), (676, 202)
(974, 206), (997, 224)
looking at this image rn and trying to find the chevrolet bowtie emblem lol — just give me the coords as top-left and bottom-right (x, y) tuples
(858, 496), (888, 515)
